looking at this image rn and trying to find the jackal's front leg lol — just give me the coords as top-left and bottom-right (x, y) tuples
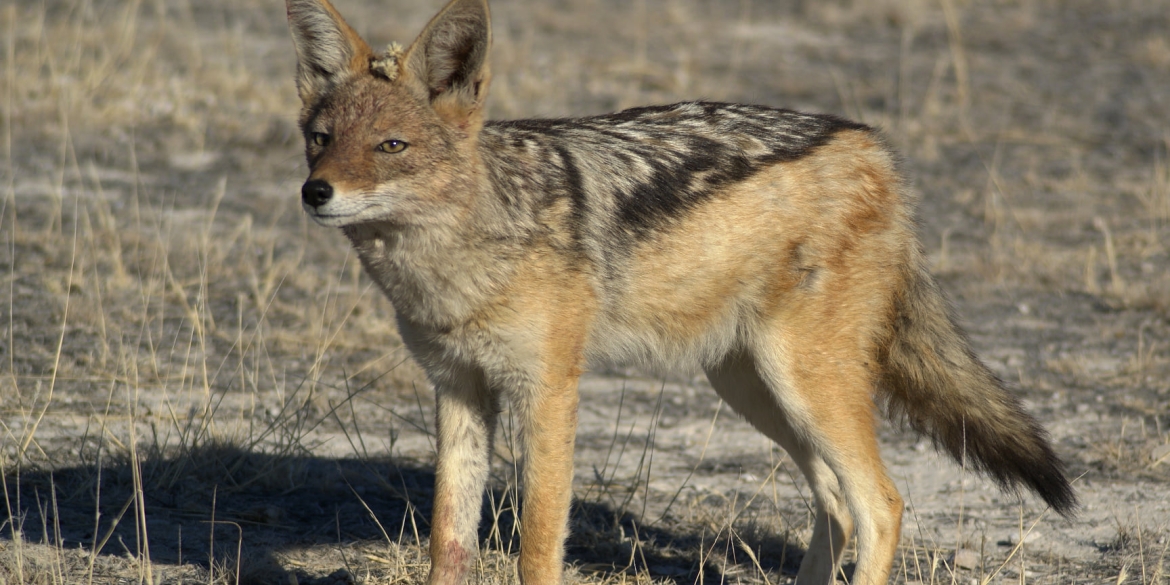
(427, 371), (498, 585)
(517, 373), (580, 585)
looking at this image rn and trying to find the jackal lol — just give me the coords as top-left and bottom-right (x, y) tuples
(285, 0), (1075, 583)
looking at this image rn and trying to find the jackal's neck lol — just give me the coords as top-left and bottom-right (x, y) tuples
(342, 211), (520, 329)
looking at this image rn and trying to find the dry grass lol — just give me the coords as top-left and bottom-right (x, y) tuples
(2, 0), (1169, 583)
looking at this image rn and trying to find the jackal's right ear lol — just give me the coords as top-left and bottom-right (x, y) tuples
(403, 0), (492, 131)
(286, 0), (373, 104)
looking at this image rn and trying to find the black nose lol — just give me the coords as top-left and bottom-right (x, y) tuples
(301, 179), (333, 208)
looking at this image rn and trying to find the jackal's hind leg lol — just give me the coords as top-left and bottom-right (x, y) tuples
(737, 338), (903, 585)
(705, 350), (855, 584)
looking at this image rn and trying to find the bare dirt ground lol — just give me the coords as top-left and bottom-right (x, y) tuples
(1, 0), (1169, 583)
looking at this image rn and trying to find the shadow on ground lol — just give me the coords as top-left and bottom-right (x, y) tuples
(2, 444), (802, 584)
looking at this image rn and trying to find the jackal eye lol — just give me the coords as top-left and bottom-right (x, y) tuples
(310, 132), (330, 147)
(377, 139), (408, 154)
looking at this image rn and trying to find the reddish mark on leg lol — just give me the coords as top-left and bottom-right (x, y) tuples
(428, 539), (471, 585)
(443, 539), (470, 566)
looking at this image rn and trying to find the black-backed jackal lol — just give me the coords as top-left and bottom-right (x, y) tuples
(285, 0), (1076, 582)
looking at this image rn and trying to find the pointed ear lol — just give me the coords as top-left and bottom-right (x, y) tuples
(403, 0), (492, 129)
(286, 0), (373, 105)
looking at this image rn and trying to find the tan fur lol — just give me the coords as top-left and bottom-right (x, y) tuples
(285, 1), (1074, 583)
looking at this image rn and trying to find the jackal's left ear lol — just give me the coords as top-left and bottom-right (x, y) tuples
(404, 0), (492, 131)
(286, 0), (373, 105)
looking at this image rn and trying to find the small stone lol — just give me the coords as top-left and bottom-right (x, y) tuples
(1149, 443), (1170, 466)
(999, 530), (1042, 546)
(168, 151), (219, 171)
(950, 548), (980, 570)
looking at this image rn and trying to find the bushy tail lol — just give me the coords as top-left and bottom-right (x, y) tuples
(879, 256), (1076, 517)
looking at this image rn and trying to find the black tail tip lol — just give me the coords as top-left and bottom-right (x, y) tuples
(1042, 481), (1077, 519)
(1026, 458), (1077, 519)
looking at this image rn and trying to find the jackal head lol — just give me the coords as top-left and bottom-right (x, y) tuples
(286, 0), (491, 228)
